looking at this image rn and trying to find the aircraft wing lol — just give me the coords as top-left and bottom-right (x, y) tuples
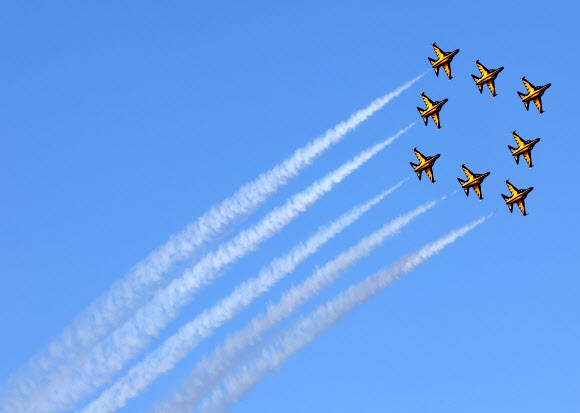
(523, 151), (533, 167)
(413, 149), (427, 163)
(475, 61), (489, 76)
(473, 184), (483, 200)
(486, 80), (496, 96)
(521, 77), (536, 93)
(516, 200), (527, 215)
(533, 97), (543, 113)
(421, 93), (434, 108)
(431, 112), (440, 129)
(512, 131), (525, 147)
(505, 180), (518, 196)
(461, 165), (475, 180)
(443, 63), (452, 79)
(425, 167), (435, 183)
(432, 43), (445, 59)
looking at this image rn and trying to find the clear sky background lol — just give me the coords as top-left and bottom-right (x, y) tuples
(1, 1), (578, 412)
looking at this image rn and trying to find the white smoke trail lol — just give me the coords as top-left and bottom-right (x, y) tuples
(23, 126), (411, 413)
(78, 180), (407, 413)
(1, 74), (425, 413)
(152, 196), (444, 413)
(197, 214), (492, 413)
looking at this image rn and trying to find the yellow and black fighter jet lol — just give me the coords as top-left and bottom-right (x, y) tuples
(508, 131), (541, 168)
(457, 164), (490, 200)
(410, 147), (440, 183)
(471, 60), (504, 97)
(517, 76), (551, 114)
(417, 92), (448, 129)
(501, 180), (534, 216)
(428, 42), (460, 80)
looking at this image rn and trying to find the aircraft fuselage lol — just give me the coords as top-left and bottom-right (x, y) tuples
(433, 49), (459, 68)
(506, 187), (533, 205)
(512, 138), (540, 157)
(416, 154), (440, 172)
(522, 84), (551, 102)
(423, 99), (447, 117)
(460, 172), (490, 189)
(475, 67), (504, 85)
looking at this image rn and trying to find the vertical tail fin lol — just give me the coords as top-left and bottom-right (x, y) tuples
(471, 75), (483, 93)
(517, 92), (530, 110)
(417, 107), (428, 125)
(428, 57), (439, 76)
(410, 162), (421, 180)
(502, 194), (513, 212)
(457, 178), (469, 196)
(508, 145), (520, 164)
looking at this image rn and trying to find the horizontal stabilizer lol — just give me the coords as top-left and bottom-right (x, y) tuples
(410, 161), (419, 170)
(471, 75), (483, 93)
(508, 144), (518, 154)
(502, 194), (514, 212)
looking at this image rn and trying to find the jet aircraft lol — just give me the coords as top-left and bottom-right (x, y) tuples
(508, 131), (541, 168)
(471, 60), (504, 97)
(457, 164), (490, 200)
(417, 92), (448, 129)
(410, 147), (440, 183)
(517, 76), (551, 114)
(428, 42), (460, 80)
(501, 180), (534, 216)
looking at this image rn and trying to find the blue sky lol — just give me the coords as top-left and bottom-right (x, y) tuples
(1, 2), (578, 412)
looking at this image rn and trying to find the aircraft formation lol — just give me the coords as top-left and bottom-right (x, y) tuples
(411, 42), (550, 216)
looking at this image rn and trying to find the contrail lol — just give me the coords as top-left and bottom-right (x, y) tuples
(195, 214), (493, 413)
(24, 126), (411, 413)
(77, 180), (406, 413)
(1, 74), (425, 413)
(151, 196), (444, 413)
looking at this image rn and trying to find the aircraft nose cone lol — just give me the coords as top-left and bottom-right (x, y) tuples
(443, 98), (448, 103)
(498, 67), (504, 72)
(546, 83), (552, 88)
(530, 187), (534, 191)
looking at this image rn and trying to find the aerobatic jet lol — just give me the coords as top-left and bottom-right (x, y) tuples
(508, 131), (541, 168)
(471, 60), (504, 97)
(457, 164), (490, 200)
(410, 147), (440, 183)
(517, 76), (551, 114)
(428, 42), (460, 80)
(417, 92), (448, 129)
(501, 180), (534, 216)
